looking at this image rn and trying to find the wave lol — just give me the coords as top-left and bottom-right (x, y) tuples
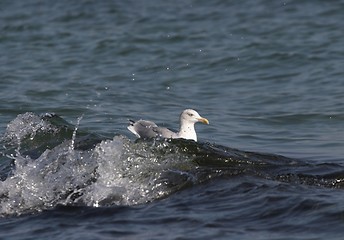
(0, 112), (343, 217)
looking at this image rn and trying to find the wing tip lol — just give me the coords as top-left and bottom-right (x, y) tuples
(127, 124), (141, 138)
(128, 119), (135, 125)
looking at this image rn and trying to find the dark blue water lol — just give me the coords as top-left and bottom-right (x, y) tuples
(1, 0), (344, 239)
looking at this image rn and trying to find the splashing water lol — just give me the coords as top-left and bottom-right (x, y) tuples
(2, 112), (59, 152)
(0, 135), (187, 216)
(0, 113), (198, 216)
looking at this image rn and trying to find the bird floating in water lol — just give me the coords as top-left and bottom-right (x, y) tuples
(127, 109), (209, 142)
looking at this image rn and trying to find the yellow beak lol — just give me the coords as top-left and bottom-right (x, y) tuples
(197, 117), (209, 125)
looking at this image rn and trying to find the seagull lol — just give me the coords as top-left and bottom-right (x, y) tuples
(127, 109), (209, 142)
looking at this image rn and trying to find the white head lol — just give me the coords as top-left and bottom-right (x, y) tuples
(180, 109), (209, 125)
(178, 109), (209, 141)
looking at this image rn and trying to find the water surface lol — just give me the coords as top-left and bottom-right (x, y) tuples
(1, 0), (344, 239)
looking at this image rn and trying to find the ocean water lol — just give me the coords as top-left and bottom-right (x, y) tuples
(0, 0), (344, 239)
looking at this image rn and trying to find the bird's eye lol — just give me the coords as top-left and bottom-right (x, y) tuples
(188, 113), (193, 117)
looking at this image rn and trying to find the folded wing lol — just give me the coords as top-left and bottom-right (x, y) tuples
(127, 120), (177, 139)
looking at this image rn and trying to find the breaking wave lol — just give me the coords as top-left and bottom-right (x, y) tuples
(0, 112), (343, 217)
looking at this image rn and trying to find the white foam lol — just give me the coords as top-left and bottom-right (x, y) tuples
(0, 134), (196, 216)
(2, 112), (59, 151)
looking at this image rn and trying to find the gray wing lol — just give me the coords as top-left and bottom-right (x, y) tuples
(128, 120), (178, 139)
